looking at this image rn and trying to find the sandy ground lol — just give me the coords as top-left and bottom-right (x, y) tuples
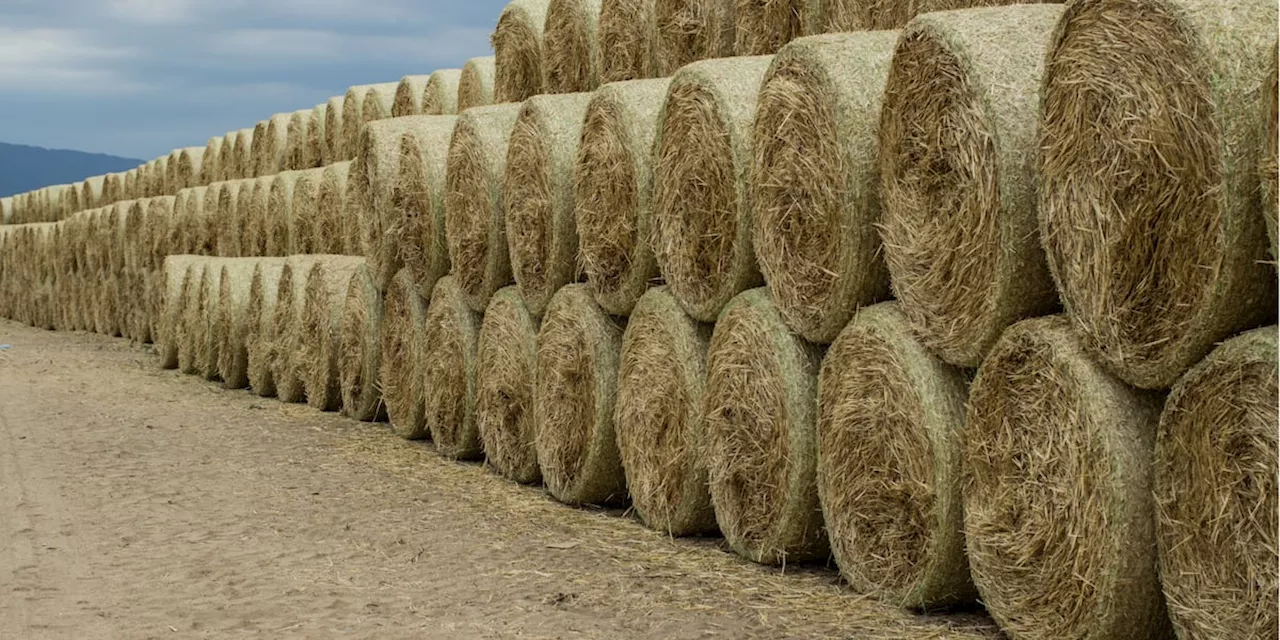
(0, 319), (1002, 639)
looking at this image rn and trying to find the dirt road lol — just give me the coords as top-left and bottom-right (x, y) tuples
(0, 320), (1000, 639)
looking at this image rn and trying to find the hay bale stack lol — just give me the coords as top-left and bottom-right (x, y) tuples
(324, 96), (346, 164)
(176, 147), (205, 190)
(315, 161), (352, 255)
(81, 176), (105, 211)
(308, 103), (328, 166)
(298, 256), (366, 411)
(257, 113), (293, 177)
(1155, 325), (1278, 639)
(817, 302), (975, 608)
(393, 116), (458, 301)
(504, 92), (593, 315)
(616, 286), (716, 534)
(1263, 40), (1278, 259)
(598, 0), (657, 82)
(703, 288), (827, 565)
(964, 315), (1170, 640)
(879, 5), (1062, 367)
(263, 171), (305, 256)
(0, 197), (10, 224)
(653, 56), (772, 322)
(101, 173), (125, 206)
(1039, 0), (1278, 389)
(192, 257), (241, 379)
(543, 0), (602, 93)
(476, 287), (542, 483)
(158, 255), (204, 368)
(339, 262), (386, 421)
(444, 103), (523, 312)
(380, 269), (429, 439)
(339, 83), (397, 161)
(821, 0), (1027, 32)
(206, 258), (259, 387)
(232, 127), (255, 180)
(177, 260), (208, 374)
(734, 0), (820, 56)
(244, 258), (288, 397)
(270, 255), (330, 403)
(285, 108), (319, 170)
(654, 0), (735, 76)
(420, 276), (484, 459)
(61, 185), (82, 218)
(535, 284), (628, 505)
(201, 137), (223, 184)
(288, 167), (325, 255)
(393, 75), (431, 116)
(458, 56), (497, 111)
(237, 177), (272, 257)
(218, 131), (240, 181)
(750, 32), (895, 344)
(493, 0), (550, 104)
(422, 69), (462, 115)
(189, 186), (217, 256)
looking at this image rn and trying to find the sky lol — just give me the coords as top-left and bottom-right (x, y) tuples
(0, 0), (507, 160)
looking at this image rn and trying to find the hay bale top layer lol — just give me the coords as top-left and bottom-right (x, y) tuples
(422, 68), (463, 115)
(324, 96), (345, 162)
(734, 0), (820, 56)
(543, 0), (603, 94)
(308, 103), (328, 165)
(597, 0), (658, 83)
(458, 56), (497, 111)
(653, 0), (735, 76)
(475, 285), (543, 483)
(393, 74), (432, 116)
(492, 0), (551, 103)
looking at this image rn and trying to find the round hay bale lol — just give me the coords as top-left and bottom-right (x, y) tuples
(653, 55), (772, 322)
(144, 195), (177, 275)
(177, 261), (208, 374)
(176, 147), (204, 190)
(878, 5), (1063, 367)
(214, 180), (245, 257)
(209, 258), (259, 387)
(271, 255), (330, 403)
(703, 287), (827, 565)
(493, 0), (550, 103)
(821, 0), (1029, 32)
(380, 269), (430, 438)
(298, 256), (365, 411)
(61, 184), (82, 218)
(285, 108), (318, 170)
(393, 74), (431, 116)
(734, 0), (819, 56)
(444, 103), (523, 312)
(193, 257), (238, 379)
(308, 103), (328, 166)
(218, 131), (240, 181)
(543, 0), (602, 94)
(81, 175), (105, 210)
(615, 286), (716, 535)
(534, 284), (628, 505)
(339, 262), (386, 421)
(1039, 0), (1278, 390)
(324, 96), (346, 163)
(598, 0), (657, 83)
(653, 0), (735, 76)
(393, 116), (458, 301)
(1263, 41), (1278, 260)
(750, 32), (895, 344)
(289, 167), (325, 255)
(575, 77), (672, 315)
(422, 69), (462, 115)
(257, 112), (293, 177)
(231, 127), (255, 180)
(964, 314), (1171, 640)
(420, 275), (484, 460)
(238, 177), (272, 257)
(476, 286), (542, 483)
(340, 83), (397, 161)
(264, 170), (304, 256)
(189, 185), (217, 255)
(101, 172), (125, 206)
(458, 56), (497, 112)
(1154, 325), (1278, 639)
(244, 258), (287, 396)
(157, 255), (203, 369)
(315, 161), (352, 255)
(504, 92), (593, 316)
(816, 301), (975, 609)
(201, 137), (223, 184)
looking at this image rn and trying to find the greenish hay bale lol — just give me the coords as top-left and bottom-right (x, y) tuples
(493, 0), (550, 103)
(380, 269), (430, 438)
(598, 0), (657, 82)
(257, 112), (293, 177)
(264, 171), (305, 257)
(218, 131), (240, 182)
(240, 176), (274, 257)
(339, 262), (387, 421)
(750, 32), (894, 345)
(704, 288), (828, 565)
(422, 69), (462, 115)
(244, 258), (287, 397)
(298, 256), (365, 411)
(176, 147), (205, 190)
(476, 286), (542, 483)
(231, 127), (255, 180)
(817, 301), (975, 609)
(421, 275), (484, 459)
(653, 56), (772, 322)
(1155, 325), (1278, 640)
(393, 116), (458, 301)
(288, 167), (325, 255)
(315, 161), (352, 255)
(964, 315), (1170, 640)
(615, 286), (717, 535)
(653, 0), (735, 76)
(880, 5), (1062, 367)
(543, 0), (602, 93)
(177, 261), (207, 374)
(458, 56), (497, 112)
(1263, 41), (1278, 260)
(444, 103), (523, 312)
(340, 83), (397, 161)
(308, 103), (328, 166)
(1040, 0), (1278, 390)
(213, 258), (264, 389)
(504, 92), (593, 316)
(270, 255), (330, 403)
(534, 283), (628, 505)
(734, 0), (821, 56)
(324, 96), (346, 164)
(214, 180), (245, 257)
(393, 75), (430, 117)
(285, 108), (318, 171)
(201, 137), (223, 184)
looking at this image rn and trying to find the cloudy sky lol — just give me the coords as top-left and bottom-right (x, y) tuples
(0, 0), (505, 160)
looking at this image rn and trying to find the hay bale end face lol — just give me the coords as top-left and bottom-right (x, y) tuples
(543, 0), (602, 94)
(394, 116), (458, 302)
(213, 259), (261, 389)
(340, 83), (396, 161)
(653, 0), (735, 76)
(1039, 0), (1278, 389)
(380, 269), (430, 439)
(339, 262), (387, 421)
(393, 74), (432, 117)
(964, 315), (1171, 640)
(299, 256), (366, 412)
(421, 276), (484, 459)
(315, 161), (352, 255)
(309, 103), (328, 166)
(422, 69), (462, 115)
(598, 0), (657, 83)
(492, 0), (550, 103)
(476, 287), (542, 484)
(264, 171), (304, 257)
(1262, 40), (1278, 260)
(285, 108), (318, 170)
(270, 255), (328, 403)
(158, 255), (204, 369)
(1155, 325), (1278, 639)
(458, 56), (497, 112)
(734, 0), (820, 56)
(289, 167), (326, 255)
(245, 259), (287, 397)
(324, 96), (345, 165)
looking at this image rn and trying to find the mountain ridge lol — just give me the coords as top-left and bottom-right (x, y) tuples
(0, 141), (142, 198)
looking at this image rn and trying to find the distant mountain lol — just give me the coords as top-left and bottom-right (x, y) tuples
(0, 142), (142, 198)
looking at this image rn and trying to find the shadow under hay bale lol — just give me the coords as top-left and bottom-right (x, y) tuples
(476, 286), (542, 484)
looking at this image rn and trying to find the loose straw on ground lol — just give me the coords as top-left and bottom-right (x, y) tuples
(653, 0), (735, 76)
(544, 0), (602, 93)
(493, 0), (550, 103)
(339, 262), (387, 421)
(476, 286), (542, 484)
(458, 56), (497, 111)
(598, 0), (657, 82)
(394, 116), (458, 301)
(420, 276), (484, 460)
(380, 269), (429, 439)
(299, 256), (366, 412)
(422, 69), (462, 115)
(244, 258), (287, 396)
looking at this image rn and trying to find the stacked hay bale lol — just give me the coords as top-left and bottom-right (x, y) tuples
(476, 286), (542, 483)
(597, 0), (657, 82)
(653, 0), (735, 75)
(393, 116), (458, 300)
(1264, 40), (1278, 258)
(201, 137), (224, 184)
(285, 108), (320, 170)
(380, 269), (430, 438)
(458, 56), (498, 111)
(543, 0), (602, 93)
(239, 176), (274, 257)
(393, 75), (432, 116)
(213, 257), (273, 389)
(324, 96), (346, 164)
(270, 255), (328, 403)
(734, 0), (820, 56)
(340, 83), (397, 161)
(315, 161), (352, 255)
(422, 69), (462, 115)
(420, 276), (484, 459)
(493, 0), (550, 103)
(308, 104), (329, 166)
(338, 262), (386, 421)
(245, 258), (288, 396)
(298, 256), (366, 411)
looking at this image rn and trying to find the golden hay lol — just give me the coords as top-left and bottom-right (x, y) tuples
(213, 258), (271, 389)
(339, 262), (387, 421)
(271, 255), (329, 403)
(218, 131), (240, 181)
(393, 116), (458, 301)
(1263, 40), (1278, 259)
(393, 74), (432, 117)
(653, 56), (772, 322)
(189, 185), (217, 256)
(285, 108), (319, 170)
(476, 286), (543, 484)
(1039, 0), (1278, 389)
(458, 56), (498, 112)
(193, 257), (239, 379)
(444, 103), (523, 312)
(298, 256), (366, 411)
(751, 32), (894, 344)
(238, 176), (273, 257)
(543, 0), (602, 94)
(177, 261), (208, 374)
(288, 167), (325, 255)
(422, 69), (462, 115)
(504, 92), (593, 316)
(598, 0), (657, 82)
(201, 137), (223, 184)
(340, 82), (397, 161)
(324, 96), (345, 164)
(257, 112), (294, 177)
(493, 0), (550, 103)
(380, 269), (430, 439)
(244, 258), (288, 397)
(314, 161), (352, 255)
(734, 0), (819, 56)
(308, 103), (328, 166)
(703, 288), (828, 565)
(176, 147), (205, 190)
(231, 127), (255, 180)
(158, 255), (204, 369)
(653, 0), (735, 76)
(1155, 325), (1278, 639)
(964, 315), (1170, 640)
(820, 0), (1021, 31)
(534, 284), (628, 505)
(615, 286), (717, 535)
(263, 171), (305, 256)
(81, 175), (106, 210)
(420, 276), (484, 459)
(101, 172), (125, 206)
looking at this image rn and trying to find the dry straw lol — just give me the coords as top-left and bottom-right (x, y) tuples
(534, 284), (628, 505)
(476, 286), (542, 484)
(158, 255), (203, 369)
(1155, 325), (1278, 639)
(176, 147), (205, 190)
(315, 161), (352, 255)
(255, 113), (292, 177)
(703, 288), (828, 565)
(422, 69), (462, 115)
(654, 0), (735, 76)
(289, 167), (326, 254)
(420, 276), (484, 460)
(544, 0), (602, 93)
(879, 5), (1063, 366)
(393, 116), (458, 301)
(653, 55), (772, 322)
(817, 302), (975, 609)
(751, 32), (894, 344)
(244, 258), (287, 396)
(341, 82), (397, 161)
(308, 104), (328, 166)
(734, 0), (820, 56)
(492, 0), (550, 103)
(616, 286), (717, 535)
(504, 92), (593, 315)
(1263, 41), (1278, 259)
(193, 257), (240, 380)
(1039, 0), (1278, 389)
(232, 127), (255, 180)
(239, 176), (273, 257)
(821, 0), (1018, 31)
(324, 96), (345, 164)
(218, 131), (240, 181)
(393, 74), (432, 116)
(355, 117), (441, 291)
(82, 176), (105, 210)
(458, 56), (497, 111)
(380, 269), (429, 438)
(201, 137), (223, 184)
(339, 262), (387, 421)
(210, 259), (259, 388)
(263, 171), (305, 256)
(598, 0), (657, 82)
(298, 256), (365, 411)
(964, 315), (1171, 640)
(177, 261), (208, 374)
(271, 255), (328, 403)
(285, 108), (319, 170)
(444, 103), (523, 312)
(102, 173), (125, 206)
